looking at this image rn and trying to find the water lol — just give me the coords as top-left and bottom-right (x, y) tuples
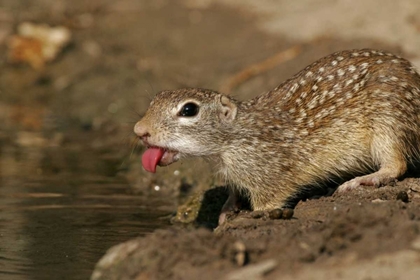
(0, 136), (171, 280)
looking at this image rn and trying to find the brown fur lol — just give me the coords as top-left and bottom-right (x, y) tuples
(135, 49), (420, 212)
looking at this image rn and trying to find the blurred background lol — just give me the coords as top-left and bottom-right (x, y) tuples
(1, 0), (420, 279)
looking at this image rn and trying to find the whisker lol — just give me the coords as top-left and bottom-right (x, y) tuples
(145, 78), (156, 100)
(129, 136), (141, 159)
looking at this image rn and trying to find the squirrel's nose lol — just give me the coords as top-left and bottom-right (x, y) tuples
(134, 121), (150, 138)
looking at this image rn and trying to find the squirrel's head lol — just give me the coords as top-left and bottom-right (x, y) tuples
(134, 88), (238, 173)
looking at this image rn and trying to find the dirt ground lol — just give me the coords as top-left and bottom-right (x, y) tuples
(2, 0), (420, 279)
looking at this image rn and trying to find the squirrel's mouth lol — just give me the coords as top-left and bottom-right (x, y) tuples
(141, 146), (179, 173)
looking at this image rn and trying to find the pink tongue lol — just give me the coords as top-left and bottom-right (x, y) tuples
(142, 147), (165, 173)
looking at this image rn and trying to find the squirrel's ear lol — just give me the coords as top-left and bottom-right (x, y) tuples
(219, 95), (237, 122)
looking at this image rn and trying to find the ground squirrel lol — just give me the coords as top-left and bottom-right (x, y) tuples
(134, 49), (420, 221)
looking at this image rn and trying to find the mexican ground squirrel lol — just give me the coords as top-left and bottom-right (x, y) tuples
(134, 49), (420, 220)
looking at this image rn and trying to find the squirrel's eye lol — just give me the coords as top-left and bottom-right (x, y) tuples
(178, 102), (199, 117)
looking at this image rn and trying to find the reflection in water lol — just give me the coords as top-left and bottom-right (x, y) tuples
(0, 140), (171, 279)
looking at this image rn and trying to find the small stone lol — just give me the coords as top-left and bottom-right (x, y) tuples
(396, 191), (409, 203)
(281, 208), (294, 219)
(233, 241), (247, 266)
(268, 208), (283, 219)
(250, 211), (264, 219)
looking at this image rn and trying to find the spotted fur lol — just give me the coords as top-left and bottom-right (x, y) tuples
(135, 49), (420, 211)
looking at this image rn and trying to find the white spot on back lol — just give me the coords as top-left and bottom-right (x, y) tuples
(360, 62), (369, 69)
(345, 79), (354, 87)
(336, 97), (344, 105)
(327, 91), (335, 98)
(348, 65), (356, 73)
(345, 92), (353, 100)
(305, 71), (313, 78)
(307, 120), (315, 128)
(290, 83), (299, 93)
(306, 95), (319, 110)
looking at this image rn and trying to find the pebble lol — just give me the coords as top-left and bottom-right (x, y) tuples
(396, 191), (409, 203)
(251, 211), (265, 219)
(268, 208), (283, 219)
(282, 208), (294, 219)
(268, 208), (294, 220)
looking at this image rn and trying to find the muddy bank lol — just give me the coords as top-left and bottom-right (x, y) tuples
(92, 181), (420, 280)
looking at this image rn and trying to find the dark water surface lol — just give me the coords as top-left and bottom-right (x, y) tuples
(0, 138), (171, 280)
